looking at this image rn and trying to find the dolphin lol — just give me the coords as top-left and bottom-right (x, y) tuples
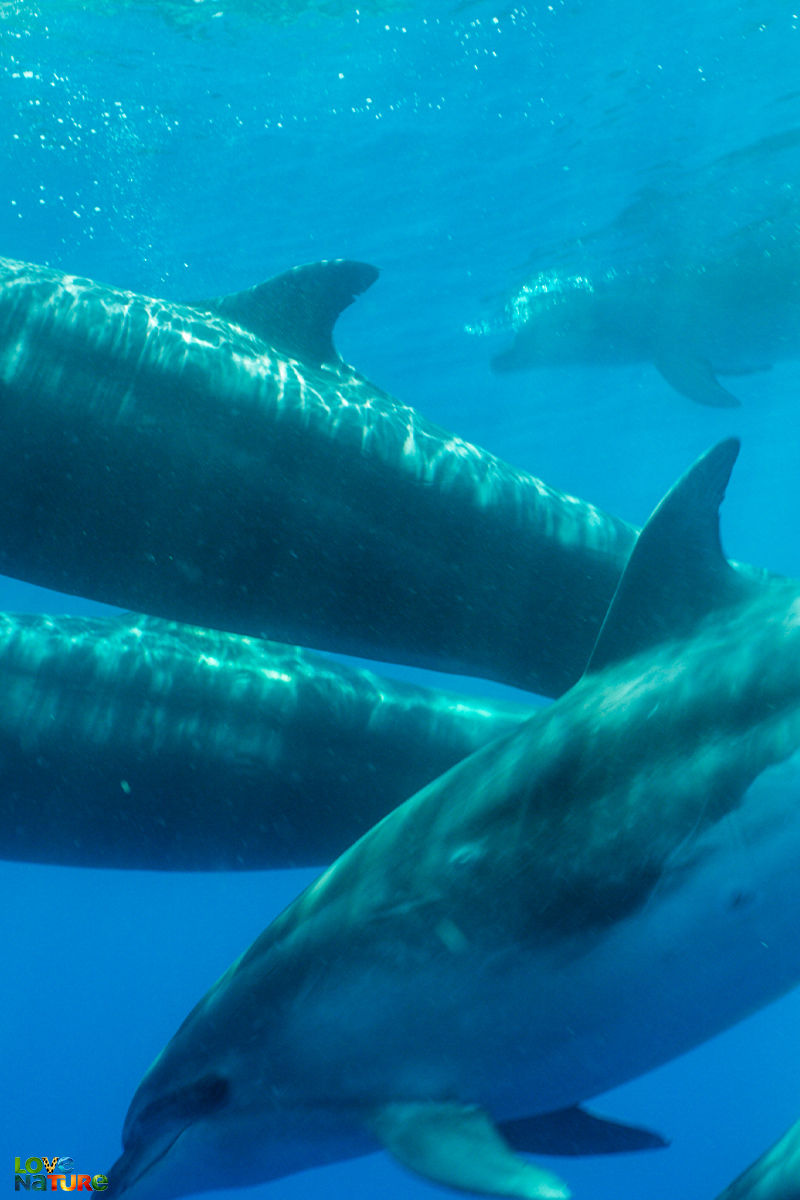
(0, 611), (527, 871)
(491, 236), (800, 406)
(107, 437), (800, 1199)
(0, 255), (644, 697)
(714, 1120), (800, 1200)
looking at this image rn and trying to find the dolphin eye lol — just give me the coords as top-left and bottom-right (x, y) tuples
(133, 1074), (229, 1137)
(182, 1074), (229, 1116)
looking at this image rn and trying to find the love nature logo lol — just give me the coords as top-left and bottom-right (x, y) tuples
(13, 1157), (108, 1192)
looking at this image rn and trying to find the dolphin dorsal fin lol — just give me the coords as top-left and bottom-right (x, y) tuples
(195, 260), (379, 368)
(586, 437), (751, 675)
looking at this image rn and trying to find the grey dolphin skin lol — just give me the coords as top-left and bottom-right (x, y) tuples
(714, 1121), (800, 1200)
(492, 241), (800, 406)
(0, 611), (526, 871)
(107, 439), (800, 1200)
(0, 255), (641, 697)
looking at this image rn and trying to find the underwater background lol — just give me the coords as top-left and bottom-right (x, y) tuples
(2, 1), (800, 1197)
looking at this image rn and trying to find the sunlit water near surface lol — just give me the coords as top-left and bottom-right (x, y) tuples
(3, 3), (800, 1198)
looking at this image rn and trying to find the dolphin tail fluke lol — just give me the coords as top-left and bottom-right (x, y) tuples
(654, 353), (741, 407)
(370, 1101), (571, 1199)
(195, 259), (380, 369)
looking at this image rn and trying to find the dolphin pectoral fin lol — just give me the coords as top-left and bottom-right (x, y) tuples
(654, 354), (741, 407)
(193, 260), (380, 369)
(499, 1106), (668, 1156)
(370, 1101), (571, 1199)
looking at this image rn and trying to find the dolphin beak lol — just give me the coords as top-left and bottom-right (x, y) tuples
(106, 1148), (138, 1195)
(107, 1127), (186, 1199)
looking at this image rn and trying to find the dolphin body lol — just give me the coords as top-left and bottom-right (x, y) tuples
(108, 439), (800, 1199)
(0, 611), (526, 871)
(714, 1121), (800, 1200)
(492, 240), (800, 406)
(0, 255), (643, 697)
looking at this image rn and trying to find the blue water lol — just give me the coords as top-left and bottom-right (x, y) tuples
(2, 2), (800, 1197)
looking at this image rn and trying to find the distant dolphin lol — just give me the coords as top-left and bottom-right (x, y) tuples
(108, 440), (800, 1199)
(714, 1121), (800, 1200)
(0, 612), (526, 871)
(491, 241), (800, 406)
(0, 255), (645, 697)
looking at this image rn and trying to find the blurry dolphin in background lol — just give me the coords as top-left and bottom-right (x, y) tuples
(0, 611), (527, 871)
(107, 439), (800, 1200)
(0, 255), (643, 697)
(714, 1120), (800, 1200)
(491, 231), (800, 406)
